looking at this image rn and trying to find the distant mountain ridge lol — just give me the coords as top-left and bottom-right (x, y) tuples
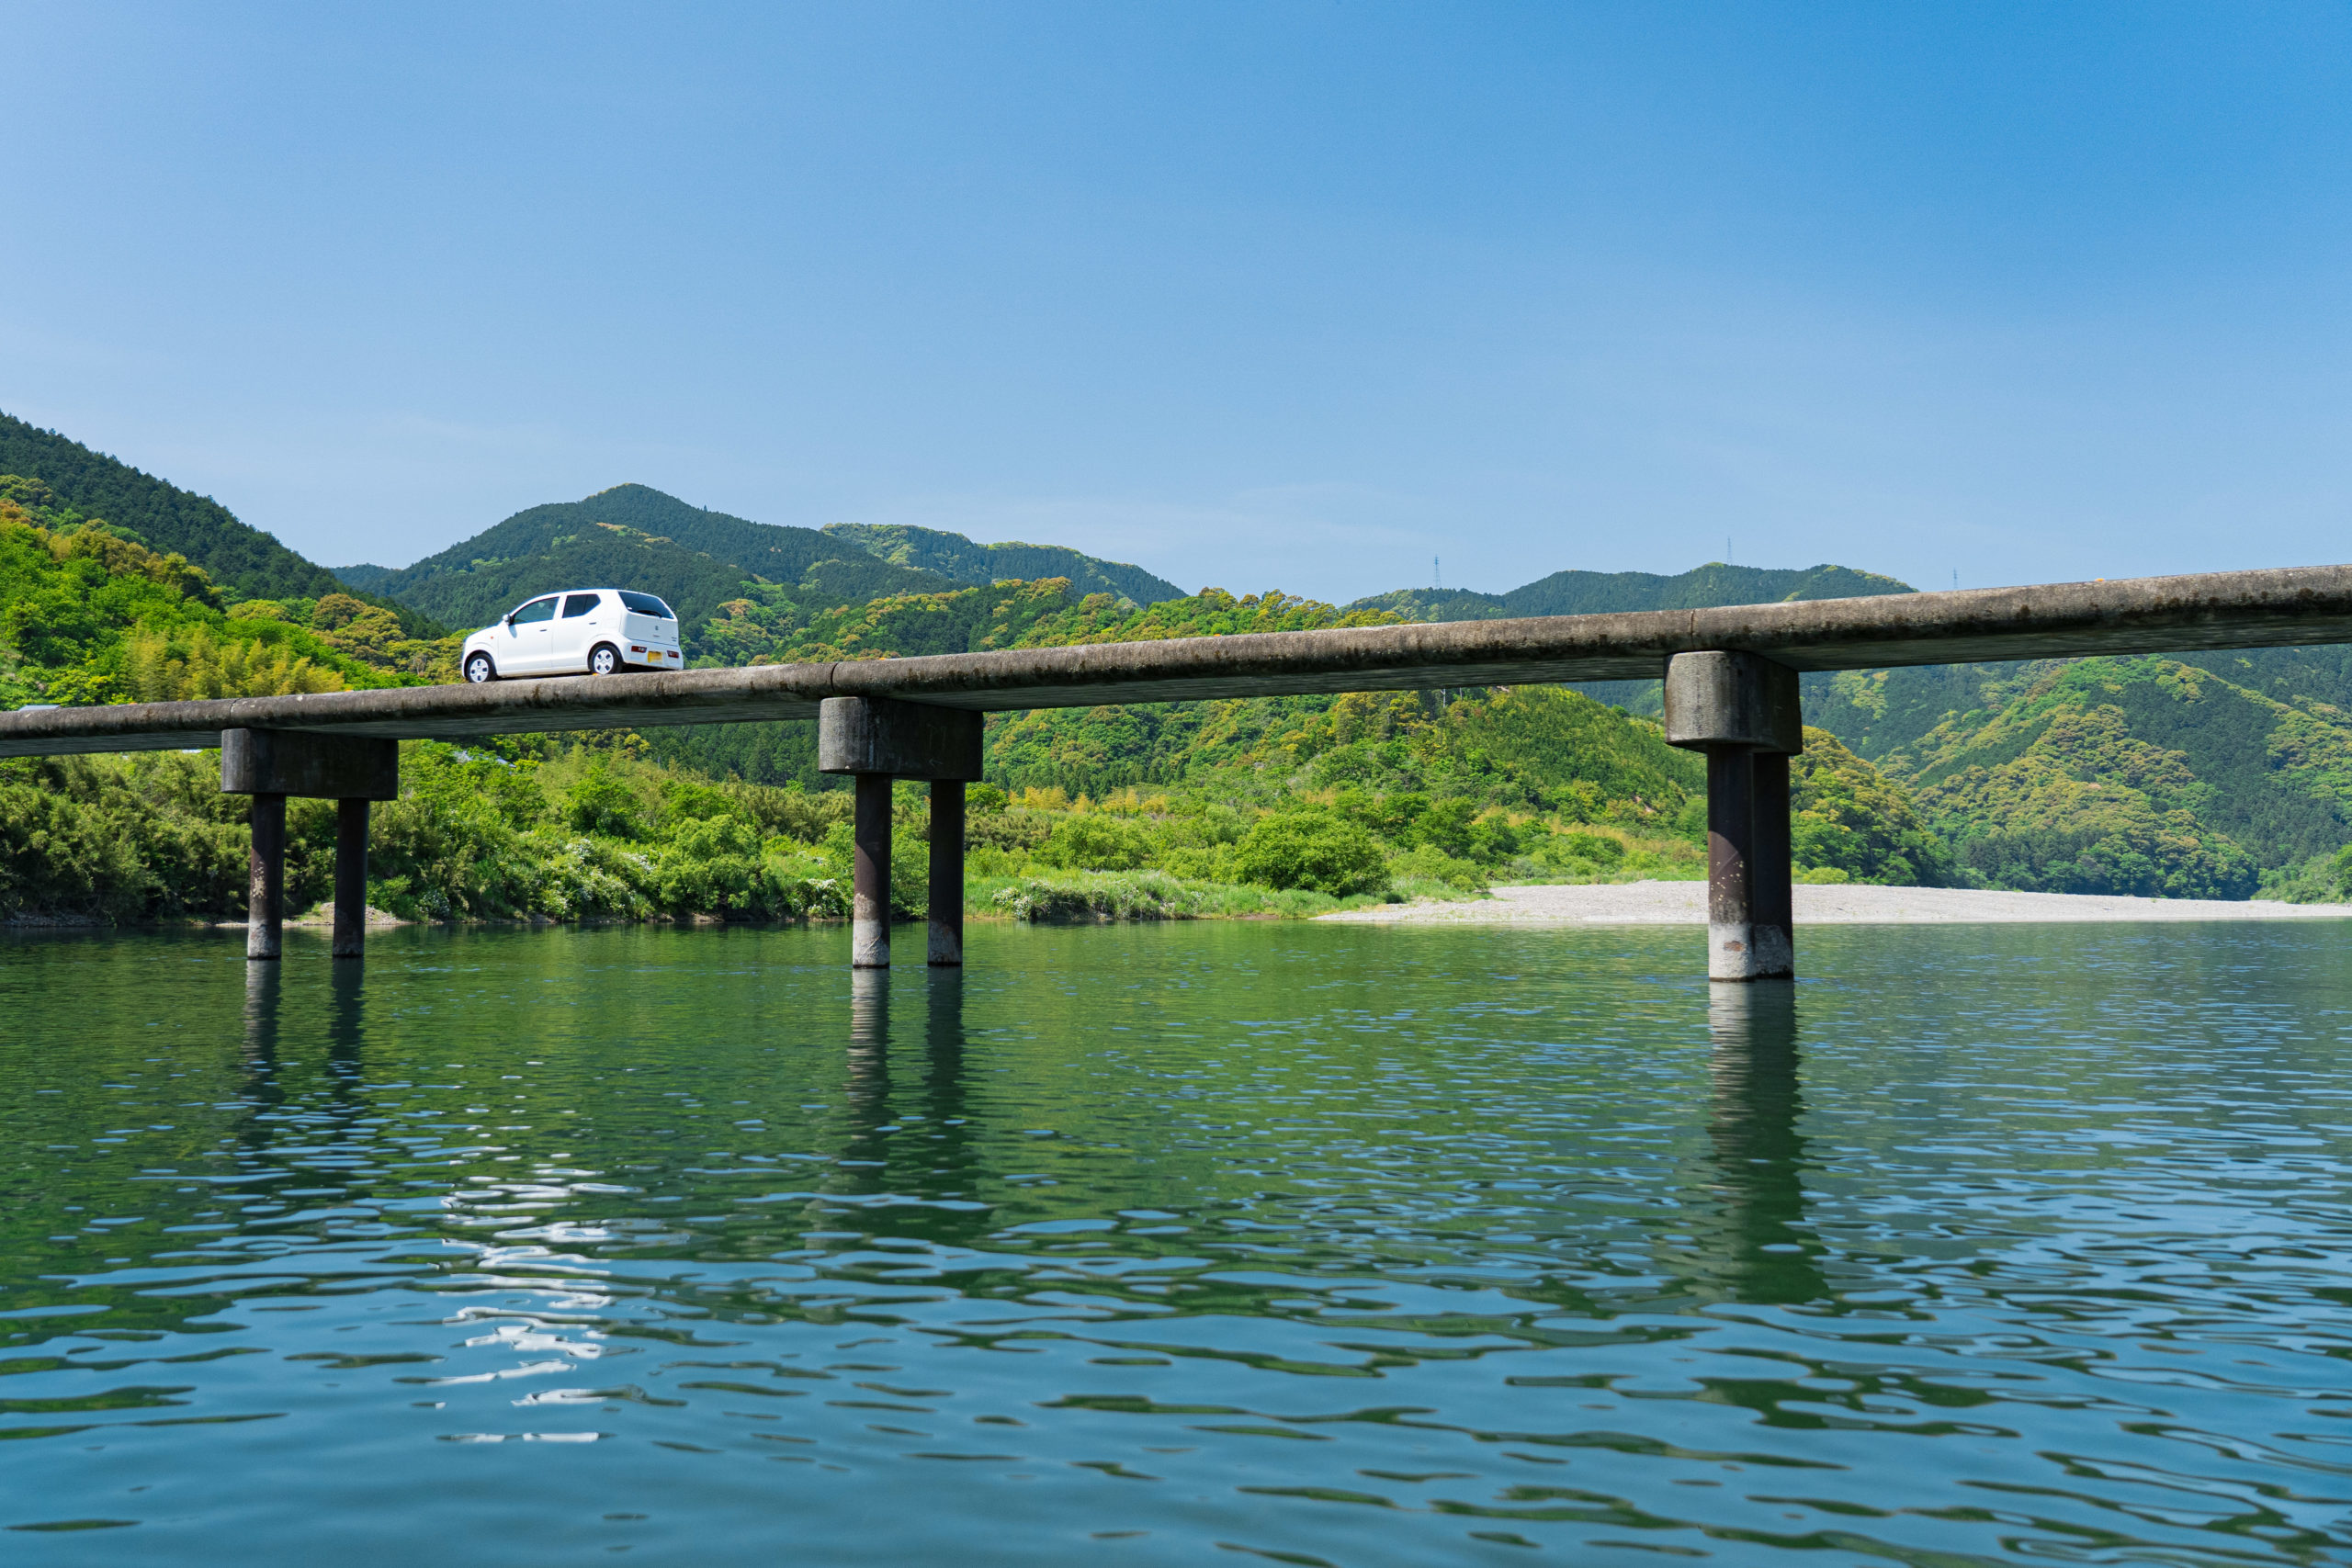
(1351, 562), (1914, 622)
(822, 523), (1183, 604)
(346, 484), (1184, 643)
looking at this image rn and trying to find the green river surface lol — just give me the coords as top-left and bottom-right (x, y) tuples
(3, 919), (2351, 1565)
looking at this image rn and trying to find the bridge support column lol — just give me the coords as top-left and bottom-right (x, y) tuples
(220, 729), (399, 962)
(929, 780), (965, 967)
(820, 697), (985, 970)
(852, 773), (892, 968)
(334, 799), (370, 959)
(247, 793), (286, 961)
(1666, 652), (1802, 981)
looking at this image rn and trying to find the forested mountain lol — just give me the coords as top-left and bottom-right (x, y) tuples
(344, 484), (1182, 647)
(341, 484), (959, 641)
(0, 412), (430, 626)
(821, 523), (1182, 604)
(1351, 561), (1912, 622)
(1810, 652), (2352, 898)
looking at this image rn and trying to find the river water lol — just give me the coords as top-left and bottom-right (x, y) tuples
(3, 919), (2350, 1564)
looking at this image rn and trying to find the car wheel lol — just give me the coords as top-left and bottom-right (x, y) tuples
(464, 652), (495, 684)
(589, 643), (620, 677)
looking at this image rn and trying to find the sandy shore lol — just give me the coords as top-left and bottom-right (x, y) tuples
(1323, 879), (2352, 925)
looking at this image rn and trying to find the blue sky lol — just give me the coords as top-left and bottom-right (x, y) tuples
(6, 3), (2349, 603)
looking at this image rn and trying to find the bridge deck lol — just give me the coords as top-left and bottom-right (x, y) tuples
(6, 564), (2352, 757)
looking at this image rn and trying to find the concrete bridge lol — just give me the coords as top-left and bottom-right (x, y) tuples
(7, 563), (2352, 978)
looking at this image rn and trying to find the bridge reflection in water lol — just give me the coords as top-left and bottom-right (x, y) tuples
(1672, 981), (1826, 1305)
(224, 948), (1825, 1298)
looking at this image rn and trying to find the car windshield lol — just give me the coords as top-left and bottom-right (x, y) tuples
(617, 592), (674, 618)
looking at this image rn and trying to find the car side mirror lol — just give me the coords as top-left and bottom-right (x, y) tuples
(503, 614), (515, 626)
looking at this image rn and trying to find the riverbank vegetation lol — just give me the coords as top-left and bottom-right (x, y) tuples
(3, 694), (1957, 928)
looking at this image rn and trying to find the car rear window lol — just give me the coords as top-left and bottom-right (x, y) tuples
(618, 592), (674, 618)
(562, 593), (602, 618)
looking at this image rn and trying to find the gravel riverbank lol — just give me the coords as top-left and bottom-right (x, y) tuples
(1322, 880), (2352, 925)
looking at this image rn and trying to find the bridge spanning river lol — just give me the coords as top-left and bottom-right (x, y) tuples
(7, 564), (2352, 976)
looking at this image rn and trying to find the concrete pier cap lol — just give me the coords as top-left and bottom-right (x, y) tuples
(818, 696), (984, 782)
(219, 729), (400, 800)
(1662, 651), (1803, 756)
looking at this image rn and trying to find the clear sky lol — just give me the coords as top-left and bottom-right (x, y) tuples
(6, 3), (2349, 604)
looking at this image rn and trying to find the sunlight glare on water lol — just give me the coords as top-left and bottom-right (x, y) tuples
(3, 919), (2350, 1564)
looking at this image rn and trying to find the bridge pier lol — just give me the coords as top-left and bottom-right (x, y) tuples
(220, 729), (400, 961)
(819, 696), (984, 969)
(246, 792), (287, 962)
(1665, 652), (1802, 981)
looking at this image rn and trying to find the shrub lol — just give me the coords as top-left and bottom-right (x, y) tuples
(564, 760), (647, 839)
(1234, 809), (1387, 896)
(1387, 843), (1486, 891)
(656, 816), (766, 913)
(1038, 812), (1159, 871)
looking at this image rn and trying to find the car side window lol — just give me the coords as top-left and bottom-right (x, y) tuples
(562, 593), (602, 618)
(512, 597), (558, 625)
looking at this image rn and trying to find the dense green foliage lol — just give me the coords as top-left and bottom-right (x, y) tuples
(1789, 728), (1954, 886)
(1231, 809), (1389, 896)
(1890, 657), (2352, 898)
(0, 752), (255, 920)
(0, 484), (444, 706)
(0, 741), (865, 925)
(820, 522), (1182, 604)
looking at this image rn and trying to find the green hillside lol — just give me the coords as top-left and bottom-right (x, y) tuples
(0, 480), (430, 707)
(821, 522), (1183, 604)
(0, 412), (432, 628)
(1879, 655), (2352, 898)
(1351, 561), (1914, 622)
(349, 484), (962, 643)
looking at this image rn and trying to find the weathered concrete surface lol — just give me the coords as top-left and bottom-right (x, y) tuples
(220, 729), (400, 800)
(246, 794), (286, 961)
(852, 773), (891, 969)
(928, 780), (965, 967)
(1321, 881), (2352, 924)
(333, 798), (369, 959)
(10, 563), (2352, 757)
(1663, 651), (1803, 754)
(818, 696), (985, 781)
(1664, 651), (1803, 980)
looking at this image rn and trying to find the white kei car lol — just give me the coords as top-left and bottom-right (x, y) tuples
(460, 589), (684, 683)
